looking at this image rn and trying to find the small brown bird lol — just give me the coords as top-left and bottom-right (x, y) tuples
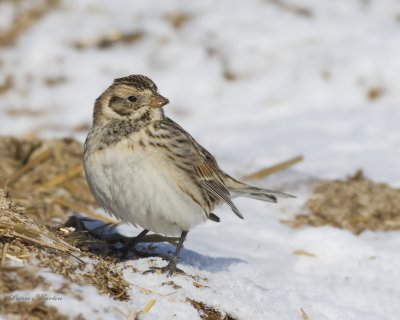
(83, 75), (293, 276)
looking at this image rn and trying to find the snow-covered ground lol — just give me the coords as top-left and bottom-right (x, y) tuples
(1, 0), (400, 319)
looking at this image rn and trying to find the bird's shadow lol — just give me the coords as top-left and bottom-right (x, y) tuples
(63, 215), (244, 273)
(141, 242), (244, 273)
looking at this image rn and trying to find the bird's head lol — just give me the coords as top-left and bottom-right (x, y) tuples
(93, 74), (169, 124)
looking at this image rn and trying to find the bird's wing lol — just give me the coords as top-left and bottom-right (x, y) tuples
(193, 149), (243, 219)
(161, 118), (243, 219)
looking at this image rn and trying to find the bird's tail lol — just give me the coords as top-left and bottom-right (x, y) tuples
(226, 178), (295, 203)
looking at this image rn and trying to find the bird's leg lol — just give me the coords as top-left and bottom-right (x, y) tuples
(121, 229), (149, 258)
(144, 231), (188, 277)
(165, 231), (188, 276)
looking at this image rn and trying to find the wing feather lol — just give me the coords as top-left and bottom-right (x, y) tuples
(162, 118), (243, 219)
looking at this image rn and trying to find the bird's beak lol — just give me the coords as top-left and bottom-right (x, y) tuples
(149, 94), (169, 108)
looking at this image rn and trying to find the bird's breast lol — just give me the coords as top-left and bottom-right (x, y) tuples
(83, 137), (207, 235)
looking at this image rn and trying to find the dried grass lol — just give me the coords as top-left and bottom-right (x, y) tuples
(0, 188), (131, 305)
(300, 307), (310, 320)
(241, 155), (303, 181)
(0, 74), (13, 95)
(283, 170), (400, 234)
(164, 12), (192, 29)
(0, 298), (70, 320)
(266, 0), (313, 18)
(367, 87), (384, 100)
(187, 298), (238, 320)
(0, 136), (103, 227)
(0, 256), (69, 319)
(0, 0), (60, 48)
(73, 31), (144, 50)
(0, 189), (79, 257)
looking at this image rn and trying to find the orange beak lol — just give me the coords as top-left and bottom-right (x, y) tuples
(149, 94), (169, 108)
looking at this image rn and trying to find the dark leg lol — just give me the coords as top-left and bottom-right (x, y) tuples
(144, 231), (188, 277)
(165, 231), (188, 277)
(121, 229), (149, 258)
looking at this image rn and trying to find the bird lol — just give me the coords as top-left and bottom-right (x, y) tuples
(83, 74), (294, 276)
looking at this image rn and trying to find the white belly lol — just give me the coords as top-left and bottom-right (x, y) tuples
(83, 143), (207, 235)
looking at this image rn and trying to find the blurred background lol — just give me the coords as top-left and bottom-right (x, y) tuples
(1, 0), (400, 185)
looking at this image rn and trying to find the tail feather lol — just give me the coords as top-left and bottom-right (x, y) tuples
(230, 185), (295, 203)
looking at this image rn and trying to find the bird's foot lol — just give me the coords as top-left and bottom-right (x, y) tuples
(143, 259), (186, 277)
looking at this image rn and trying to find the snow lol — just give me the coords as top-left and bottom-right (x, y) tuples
(1, 0), (400, 319)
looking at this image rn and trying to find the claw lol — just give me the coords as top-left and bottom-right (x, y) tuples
(143, 260), (186, 277)
(142, 231), (189, 277)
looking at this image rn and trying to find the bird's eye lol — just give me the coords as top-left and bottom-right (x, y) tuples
(127, 96), (137, 102)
